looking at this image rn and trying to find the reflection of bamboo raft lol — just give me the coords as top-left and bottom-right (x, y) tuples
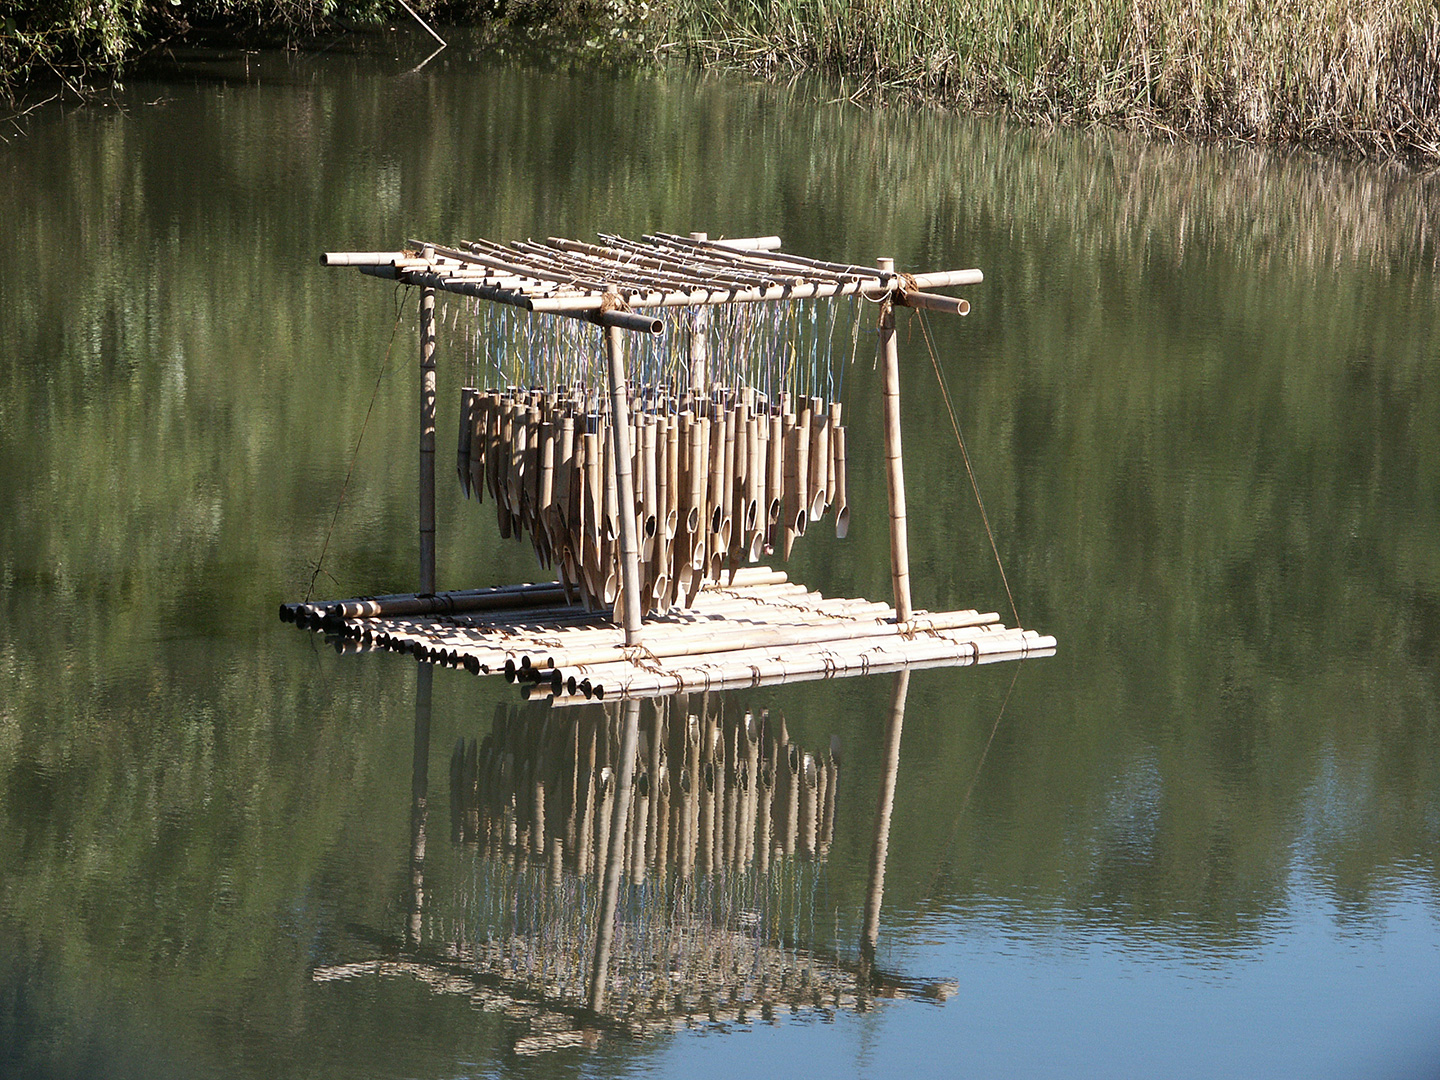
(450, 697), (838, 875)
(310, 694), (950, 1054)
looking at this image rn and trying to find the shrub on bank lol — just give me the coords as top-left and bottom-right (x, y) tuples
(0, 0), (602, 102)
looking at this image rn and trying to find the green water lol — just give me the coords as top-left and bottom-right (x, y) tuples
(2, 31), (1438, 1079)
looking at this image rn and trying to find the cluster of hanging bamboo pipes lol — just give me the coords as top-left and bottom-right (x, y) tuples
(451, 698), (838, 880)
(454, 385), (849, 614)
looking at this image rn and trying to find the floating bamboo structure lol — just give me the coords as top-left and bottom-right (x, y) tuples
(293, 230), (1054, 697)
(283, 567), (1056, 700)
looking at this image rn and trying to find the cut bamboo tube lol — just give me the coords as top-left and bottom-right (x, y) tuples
(470, 392), (488, 505)
(538, 420), (556, 557)
(782, 416), (802, 558)
(458, 387), (476, 499)
(794, 400), (812, 538)
(896, 289), (970, 316)
(641, 416), (658, 565)
(834, 425), (849, 539)
(827, 401), (842, 512)
(808, 400), (828, 522)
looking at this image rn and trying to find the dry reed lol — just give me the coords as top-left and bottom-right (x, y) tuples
(663, 0), (1440, 161)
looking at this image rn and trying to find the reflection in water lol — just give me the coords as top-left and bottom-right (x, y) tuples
(316, 672), (947, 1054)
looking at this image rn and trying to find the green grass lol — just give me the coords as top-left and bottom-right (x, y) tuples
(661, 0), (1440, 161)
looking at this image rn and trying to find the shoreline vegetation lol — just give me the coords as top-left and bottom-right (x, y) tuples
(3, 0), (1438, 163)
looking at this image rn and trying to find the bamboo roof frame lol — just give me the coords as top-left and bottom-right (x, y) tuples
(322, 231), (980, 331)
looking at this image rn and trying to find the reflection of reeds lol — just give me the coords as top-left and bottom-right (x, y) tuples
(667, 0), (1440, 161)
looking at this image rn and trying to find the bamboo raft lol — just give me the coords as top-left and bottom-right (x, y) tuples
(288, 231), (1055, 699)
(281, 567), (1055, 700)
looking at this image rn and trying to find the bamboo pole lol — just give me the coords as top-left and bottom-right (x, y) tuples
(605, 313), (645, 641)
(878, 257), (912, 624)
(419, 265), (438, 595)
(282, 579), (569, 622)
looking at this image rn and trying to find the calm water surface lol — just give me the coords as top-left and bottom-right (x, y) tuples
(2, 31), (1438, 1080)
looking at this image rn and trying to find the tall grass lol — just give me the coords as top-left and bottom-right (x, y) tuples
(662, 0), (1440, 161)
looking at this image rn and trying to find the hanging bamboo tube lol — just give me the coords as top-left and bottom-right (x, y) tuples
(794, 399), (811, 539)
(826, 401), (841, 517)
(495, 398), (513, 539)
(878, 257), (913, 624)
(470, 391), (488, 505)
(538, 420), (557, 564)
(782, 414), (802, 559)
(766, 410), (784, 553)
(744, 412), (763, 560)
(834, 425), (850, 539)
(458, 387), (476, 499)
(807, 398), (828, 523)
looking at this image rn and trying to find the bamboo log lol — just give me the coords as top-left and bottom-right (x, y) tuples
(283, 580), (569, 621)
(896, 289), (970, 316)
(606, 320), (645, 640)
(878, 258), (912, 623)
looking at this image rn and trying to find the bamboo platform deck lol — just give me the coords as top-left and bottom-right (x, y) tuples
(281, 567), (1056, 702)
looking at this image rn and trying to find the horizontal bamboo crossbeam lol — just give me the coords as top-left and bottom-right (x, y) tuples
(321, 234), (983, 323)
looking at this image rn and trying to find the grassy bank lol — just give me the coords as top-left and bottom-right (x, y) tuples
(662, 0), (1440, 161)
(6, 0), (1437, 162)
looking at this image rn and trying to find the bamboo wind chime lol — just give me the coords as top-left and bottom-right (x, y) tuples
(452, 296), (856, 618)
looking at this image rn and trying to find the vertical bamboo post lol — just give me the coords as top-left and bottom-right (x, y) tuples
(877, 257), (912, 623)
(589, 697), (641, 1013)
(604, 298), (645, 642)
(688, 232), (709, 394)
(419, 248), (438, 595)
(861, 668), (909, 970)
